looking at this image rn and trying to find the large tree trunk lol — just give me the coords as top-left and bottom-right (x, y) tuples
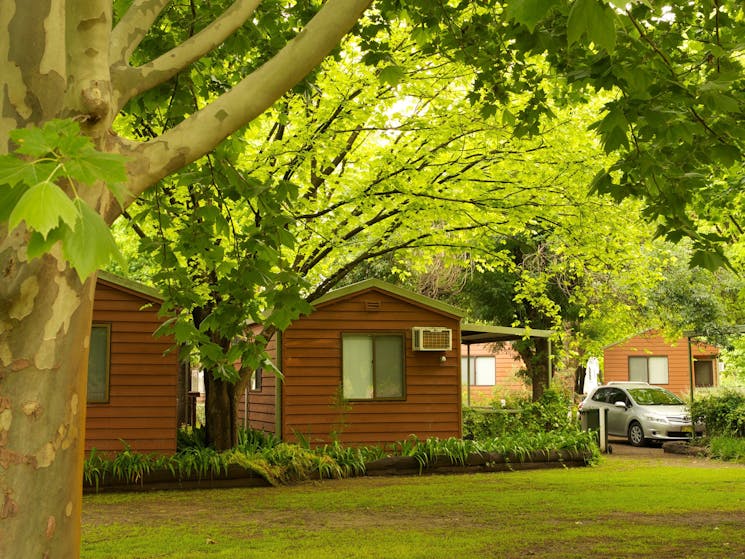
(204, 374), (239, 451)
(515, 338), (551, 402)
(0, 228), (95, 558)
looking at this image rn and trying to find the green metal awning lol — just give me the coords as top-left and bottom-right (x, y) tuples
(461, 323), (553, 344)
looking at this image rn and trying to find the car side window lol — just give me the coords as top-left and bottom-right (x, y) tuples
(607, 388), (625, 404)
(592, 388), (610, 403)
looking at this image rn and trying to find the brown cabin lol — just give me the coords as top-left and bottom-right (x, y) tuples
(239, 279), (464, 447)
(603, 329), (720, 396)
(460, 342), (529, 406)
(85, 271), (178, 456)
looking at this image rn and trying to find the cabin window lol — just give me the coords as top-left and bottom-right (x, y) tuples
(461, 356), (496, 386)
(694, 359), (715, 387)
(342, 333), (404, 400)
(628, 356), (669, 385)
(250, 367), (263, 391)
(87, 324), (111, 403)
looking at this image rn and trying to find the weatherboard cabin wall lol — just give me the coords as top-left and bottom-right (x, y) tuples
(86, 275), (178, 456)
(263, 285), (463, 446)
(239, 334), (278, 435)
(603, 330), (719, 396)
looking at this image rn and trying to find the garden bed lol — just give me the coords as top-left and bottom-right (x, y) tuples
(83, 449), (594, 494)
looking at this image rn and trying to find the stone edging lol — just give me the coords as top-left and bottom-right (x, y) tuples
(662, 441), (709, 457)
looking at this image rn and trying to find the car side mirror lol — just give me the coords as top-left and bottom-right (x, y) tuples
(614, 401), (628, 409)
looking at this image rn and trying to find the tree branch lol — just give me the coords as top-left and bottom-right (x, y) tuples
(119, 0), (372, 206)
(110, 0), (171, 66)
(112, 0), (262, 111)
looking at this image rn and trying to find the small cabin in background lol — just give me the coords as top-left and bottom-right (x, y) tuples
(603, 329), (720, 396)
(239, 279), (464, 446)
(460, 342), (528, 406)
(86, 271), (178, 455)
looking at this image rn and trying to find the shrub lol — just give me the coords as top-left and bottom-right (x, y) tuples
(463, 389), (578, 440)
(176, 425), (207, 451)
(691, 389), (745, 437)
(708, 435), (745, 462)
(237, 427), (281, 453)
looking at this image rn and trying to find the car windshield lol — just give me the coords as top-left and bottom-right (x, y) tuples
(628, 388), (684, 406)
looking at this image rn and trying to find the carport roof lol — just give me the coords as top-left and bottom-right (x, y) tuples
(460, 323), (553, 344)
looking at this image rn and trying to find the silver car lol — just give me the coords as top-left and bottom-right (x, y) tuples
(579, 382), (700, 447)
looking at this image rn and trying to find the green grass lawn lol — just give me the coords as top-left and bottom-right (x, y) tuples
(82, 455), (745, 559)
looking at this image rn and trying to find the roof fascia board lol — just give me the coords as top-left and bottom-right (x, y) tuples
(311, 279), (465, 319)
(97, 270), (163, 303)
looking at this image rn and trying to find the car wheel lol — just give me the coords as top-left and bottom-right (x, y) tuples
(628, 421), (645, 447)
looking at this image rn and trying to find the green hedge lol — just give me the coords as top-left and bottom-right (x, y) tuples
(691, 389), (745, 437)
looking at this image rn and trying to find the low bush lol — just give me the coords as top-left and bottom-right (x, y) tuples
(463, 389), (578, 440)
(691, 389), (745, 437)
(707, 435), (745, 463)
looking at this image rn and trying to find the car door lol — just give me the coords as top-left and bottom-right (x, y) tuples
(587, 388), (617, 436)
(604, 388), (630, 436)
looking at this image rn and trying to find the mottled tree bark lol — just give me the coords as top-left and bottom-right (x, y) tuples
(0, 228), (96, 557)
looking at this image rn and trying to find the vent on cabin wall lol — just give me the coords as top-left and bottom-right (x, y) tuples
(412, 327), (452, 351)
(365, 300), (382, 311)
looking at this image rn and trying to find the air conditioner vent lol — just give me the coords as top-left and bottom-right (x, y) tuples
(412, 327), (452, 351)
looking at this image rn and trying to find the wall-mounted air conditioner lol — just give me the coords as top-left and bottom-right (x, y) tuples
(412, 327), (452, 351)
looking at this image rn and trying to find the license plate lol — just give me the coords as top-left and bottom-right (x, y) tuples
(682, 425), (693, 433)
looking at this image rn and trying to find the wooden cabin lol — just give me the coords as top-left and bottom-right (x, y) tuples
(460, 342), (529, 406)
(85, 271), (178, 455)
(603, 329), (720, 396)
(239, 279), (464, 446)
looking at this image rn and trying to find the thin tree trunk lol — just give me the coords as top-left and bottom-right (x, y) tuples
(0, 228), (95, 558)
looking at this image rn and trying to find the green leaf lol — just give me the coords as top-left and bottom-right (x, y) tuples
(690, 249), (728, 271)
(710, 144), (741, 167)
(0, 155), (38, 187)
(8, 181), (79, 237)
(588, 107), (629, 152)
(10, 119), (80, 157)
(64, 149), (128, 186)
(567, 0), (616, 52)
(27, 229), (64, 260)
(699, 91), (741, 114)
(589, 169), (614, 196)
(174, 319), (199, 343)
(0, 183), (28, 222)
(106, 181), (131, 208)
(506, 0), (560, 32)
(379, 65), (405, 86)
(62, 200), (122, 280)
